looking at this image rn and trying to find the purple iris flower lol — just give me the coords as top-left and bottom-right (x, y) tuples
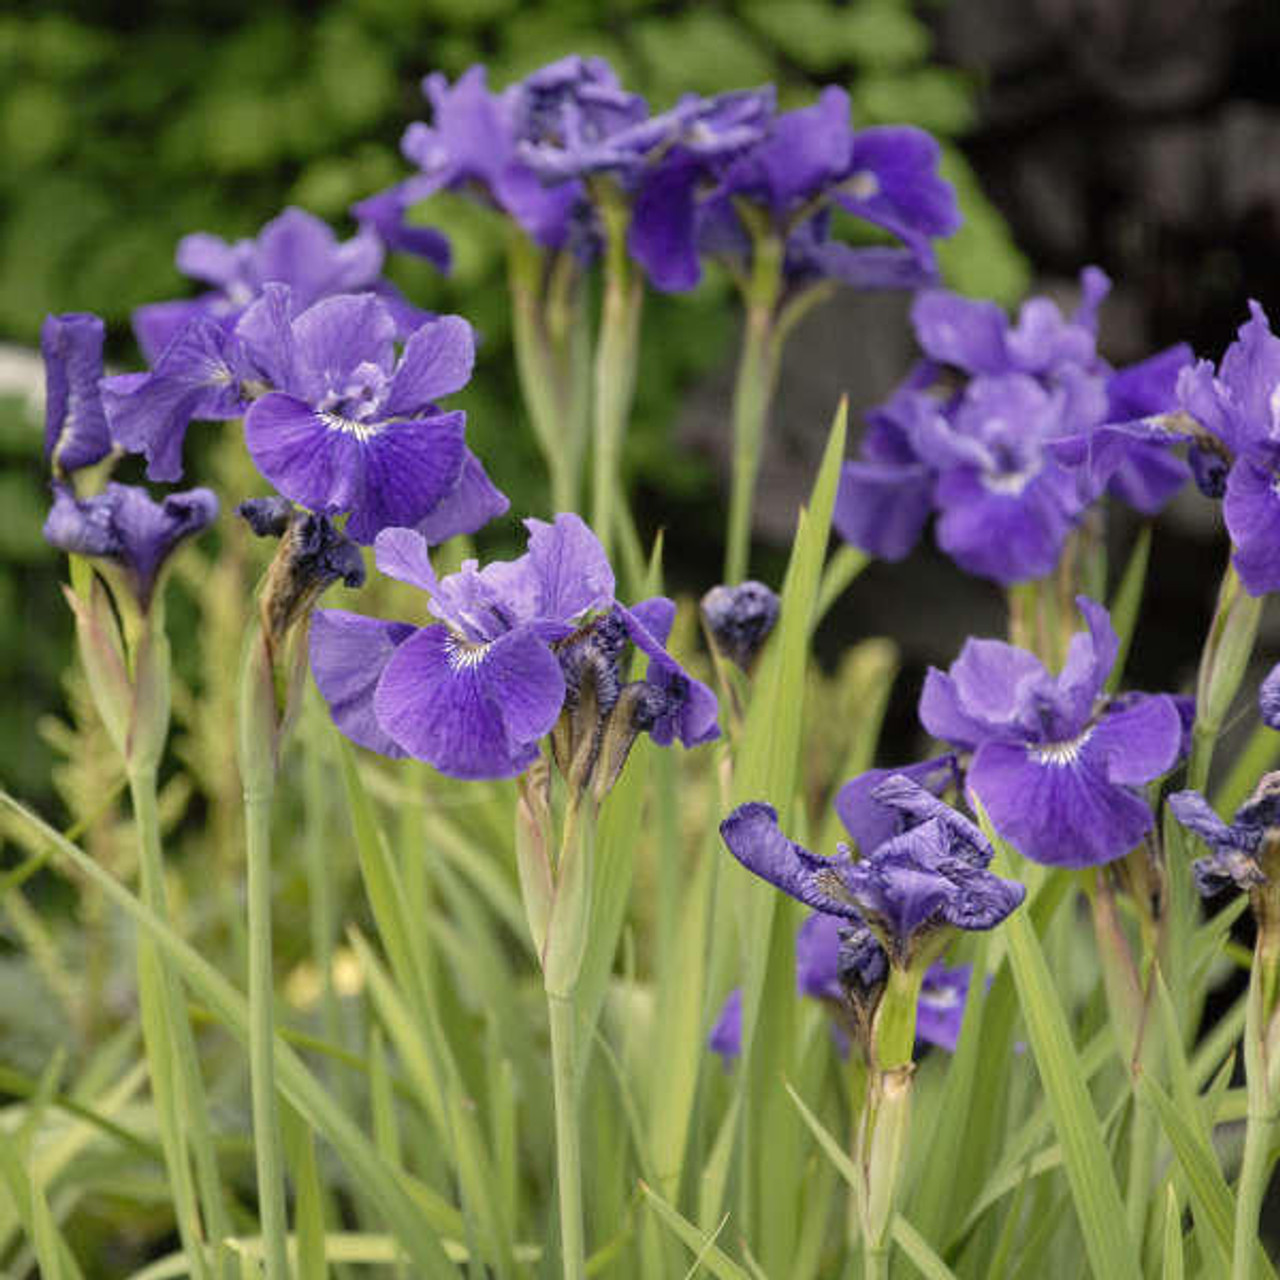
(132, 207), (427, 364)
(104, 286), (505, 546)
(356, 65), (583, 255)
(1168, 773), (1280, 897)
(836, 269), (1191, 583)
(309, 513), (718, 780)
(708, 909), (972, 1064)
(1175, 302), (1280, 595)
(44, 482), (218, 611)
(238, 292), (497, 544)
(663, 85), (958, 296)
(699, 580), (779, 671)
(920, 597), (1183, 868)
(720, 774), (1023, 968)
(42, 312), (113, 476)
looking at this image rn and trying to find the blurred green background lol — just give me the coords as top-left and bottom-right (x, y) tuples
(0, 0), (1026, 809)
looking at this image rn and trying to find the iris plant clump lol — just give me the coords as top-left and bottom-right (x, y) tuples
(21, 47), (1280, 1280)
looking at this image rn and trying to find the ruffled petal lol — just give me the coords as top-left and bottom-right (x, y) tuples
(969, 738), (1156, 867)
(243, 392), (363, 515)
(910, 290), (1010, 376)
(413, 448), (509, 545)
(342, 412), (467, 545)
(383, 315), (475, 416)
(833, 459), (933, 561)
(795, 913), (843, 1000)
(105, 317), (249, 481)
(373, 624), (564, 779)
(720, 802), (861, 917)
(629, 152), (703, 293)
(373, 525), (439, 593)
(1166, 789), (1237, 850)
(292, 294), (397, 398)
(309, 610), (416, 757)
(617, 603), (720, 747)
(1054, 596), (1119, 730)
(1086, 694), (1182, 786)
(834, 755), (960, 856)
(1224, 457), (1280, 596)
(923, 638), (1046, 744)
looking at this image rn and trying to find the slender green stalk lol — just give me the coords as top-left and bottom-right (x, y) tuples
(725, 302), (779, 584)
(128, 767), (213, 1280)
(508, 234), (584, 513)
(237, 629), (289, 1280)
(590, 185), (644, 569)
(1232, 945), (1279, 1280)
(724, 220), (784, 584)
(547, 990), (585, 1280)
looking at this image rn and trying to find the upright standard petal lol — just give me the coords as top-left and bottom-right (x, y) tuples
(309, 610), (416, 757)
(373, 624), (565, 779)
(42, 312), (112, 475)
(383, 315), (476, 416)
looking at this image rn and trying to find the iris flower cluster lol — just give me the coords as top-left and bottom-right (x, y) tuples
(834, 269), (1192, 585)
(357, 57), (959, 300)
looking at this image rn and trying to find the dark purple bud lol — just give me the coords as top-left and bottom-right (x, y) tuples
(238, 496), (295, 538)
(250, 505), (365, 645)
(551, 613), (626, 791)
(700, 580), (780, 672)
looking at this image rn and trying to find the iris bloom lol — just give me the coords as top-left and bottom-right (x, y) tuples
(667, 85), (959, 296)
(132, 206), (429, 363)
(1175, 302), (1280, 594)
(357, 65), (581, 255)
(921, 597), (1183, 867)
(44, 483), (218, 612)
(720, 774), (1023, 969)
(835, 270), (1192, 584)
(310, 513), (718, 780)
(104, 286), (504, 546)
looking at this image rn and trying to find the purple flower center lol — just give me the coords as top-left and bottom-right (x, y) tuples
(1030, 725), (1095, 766)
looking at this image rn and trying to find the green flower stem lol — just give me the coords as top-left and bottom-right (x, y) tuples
(509, 234), (587, 513)
(1232, 943), (1280, 1280)
(539, 794), (595, 1280)
(547, 988), (585, 1280)
(724, 225), (783, 585)
(128, 766), (217, 1280)
(1191, 563), (1263, 793)
(237, 627), (290, 1280)
(591, 184), (644, 572)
